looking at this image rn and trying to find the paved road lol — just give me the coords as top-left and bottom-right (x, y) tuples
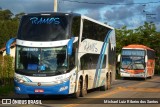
(1, 76), (160, 107)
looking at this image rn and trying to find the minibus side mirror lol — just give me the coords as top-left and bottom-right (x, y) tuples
(145, 55), (148, 63)
(117, 54), (121, 62)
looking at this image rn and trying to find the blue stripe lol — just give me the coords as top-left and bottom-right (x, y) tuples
(101, 78), (105, 86)
(93, 30), (112, 87)
(67, 37), (75, 56)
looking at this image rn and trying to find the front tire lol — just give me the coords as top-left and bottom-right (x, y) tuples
(107, 73), (111, 90)
(73, 80), (81, 98)
(81, 78), (87, 97)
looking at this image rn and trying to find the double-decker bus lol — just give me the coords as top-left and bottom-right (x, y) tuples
(118, 44), (155, 80)
(6, 12), (116, 98)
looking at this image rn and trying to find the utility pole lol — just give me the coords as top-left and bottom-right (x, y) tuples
(54, 0), (58, 12)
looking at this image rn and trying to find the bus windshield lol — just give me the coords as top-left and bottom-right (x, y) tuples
(17, 15), (69, 41)
(16, 46), (68, 75)
(121, 56), (145, 70)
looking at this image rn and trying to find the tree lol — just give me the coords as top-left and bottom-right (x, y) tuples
(14, 12), (25, 20)
(0, 9), (19, 49)
(0, 9), (13, 20)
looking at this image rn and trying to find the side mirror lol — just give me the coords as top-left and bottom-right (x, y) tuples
(145, 55), (148, 63)
(6, 37), (16, 55)
(67, 37), (75, 56)
(117, 54), (121, 62)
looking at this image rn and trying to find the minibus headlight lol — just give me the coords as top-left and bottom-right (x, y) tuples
(120, 69), (127, 73)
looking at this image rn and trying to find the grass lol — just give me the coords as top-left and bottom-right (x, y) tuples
(116, 74), (122, 79)
(0, 84), (14, 96)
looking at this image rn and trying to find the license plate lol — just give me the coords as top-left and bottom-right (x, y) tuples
(35, 89), (44, 93)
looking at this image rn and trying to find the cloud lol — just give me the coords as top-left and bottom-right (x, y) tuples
(103, 3), (148, 29)
(59, 0), (131, 12)
(0, 0), (53, 14)
(104, 6), (134, 21)
(84, 9), (101, 20)
(152, 5), (160, 23)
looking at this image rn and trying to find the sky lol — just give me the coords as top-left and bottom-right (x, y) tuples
(0, 0), (160, 31)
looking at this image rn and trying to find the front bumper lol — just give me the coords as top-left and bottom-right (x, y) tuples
(120, 72), (145, 78)
(14, 80), (70, 95)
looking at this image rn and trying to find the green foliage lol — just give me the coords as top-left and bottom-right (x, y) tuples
(0, 9), (13, 20)
(0, 55), (3, 82)
(0, 55), (14, 95)
(3, 55), (14, 78)
(14, 12), (25, 20)
(0, 84), (14, 96)
(0, 9), (19, 49)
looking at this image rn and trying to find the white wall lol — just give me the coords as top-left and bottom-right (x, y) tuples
(2, 47), (16, 58)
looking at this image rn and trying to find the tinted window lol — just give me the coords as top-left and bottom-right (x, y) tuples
(71, 17), (80, 37)
(18, 15), (69, 41)
(147, 50), (155, 59)
(81, 54), (106, 70)
(82, 19), (110, 41)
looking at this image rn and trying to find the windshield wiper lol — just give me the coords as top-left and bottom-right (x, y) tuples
(126, 62), (134, 69)
(55, 70), (65, 75)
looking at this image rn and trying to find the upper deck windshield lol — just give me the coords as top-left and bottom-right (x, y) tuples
(17, 15), (69, 41)
(121, 49), (145, 70)
(16, 46), (68, 76)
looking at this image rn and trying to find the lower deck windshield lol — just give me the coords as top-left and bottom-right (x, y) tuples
(16, 46), (67, 75)
(121, 56), (145, 70)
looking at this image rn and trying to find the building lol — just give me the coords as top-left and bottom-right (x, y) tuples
(0, 42), (16, 57)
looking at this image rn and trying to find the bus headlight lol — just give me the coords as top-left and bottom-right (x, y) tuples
(14, 75), (31, 83)
(54, 76), (71, 84)
(19, 79), (25, 83)
(14, 77), (26, 83)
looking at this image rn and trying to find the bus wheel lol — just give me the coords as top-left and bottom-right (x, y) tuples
(81, 78), (87, 97)
(123, 77), (126, 80)
(73, 80), (81, 98)
(143, 77), (147, 80)
(148, 76), (153, 79)
(107, 74), (111, 90)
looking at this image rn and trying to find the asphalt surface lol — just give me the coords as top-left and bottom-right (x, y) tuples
(0, 76), (160, 107)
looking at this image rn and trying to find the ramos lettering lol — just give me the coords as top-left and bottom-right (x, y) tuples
(30, 17), (60, 24)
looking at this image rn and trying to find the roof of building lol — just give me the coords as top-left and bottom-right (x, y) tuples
(0, 42), (16, 53)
